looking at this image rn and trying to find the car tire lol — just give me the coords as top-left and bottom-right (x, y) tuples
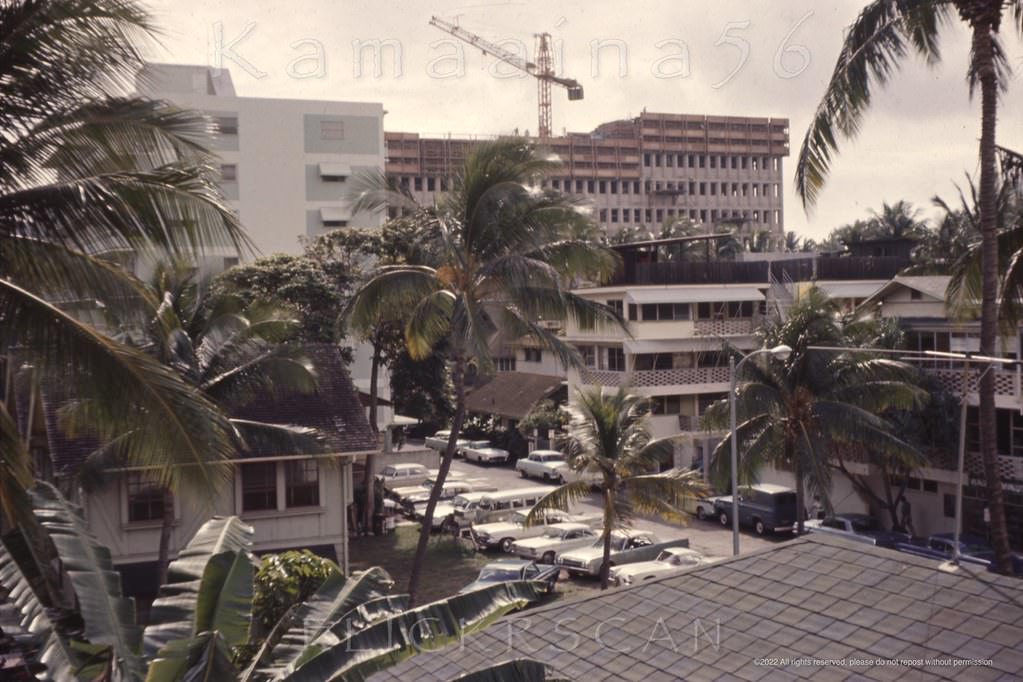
(542, 473), (550, 482)
(719, 511), (730, 527)
(500, 538), (515, 553)
(542, 551), (556, 564)
(557, 474), (567, 485)
(696, 506), (707, 521)
(519, 469), (528, 478)
(754, 519), (767, 536)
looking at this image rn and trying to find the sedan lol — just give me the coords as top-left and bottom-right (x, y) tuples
(512, 523), (600, 564)
(458, 559), (560, 595)
(611, 547), (705, 586)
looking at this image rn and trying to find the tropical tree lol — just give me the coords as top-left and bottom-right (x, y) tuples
(0, 0), (249, 535)
(869, 200), (929, 240)
(0, 483), (549, 681)
(526, 389), (708, 590)
(705, 290), (925, 533)
(346, 139), (621, 604)
(795, 0), (1022, 574)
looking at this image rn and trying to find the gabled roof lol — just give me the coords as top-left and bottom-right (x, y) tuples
(231, 343), (378, 455)
(370, 534), (1023, 681)
(859, 275), (951, 311)
(465, 372), (564, 420)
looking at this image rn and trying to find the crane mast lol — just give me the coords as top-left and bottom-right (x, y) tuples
(428, 16), (583, 141)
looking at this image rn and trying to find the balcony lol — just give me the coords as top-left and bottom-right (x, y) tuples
(965, 454), (1023, 483)
(930, 368), (1021, 400)
(578, 366), (730, 389)
(693, 318), (755, 337)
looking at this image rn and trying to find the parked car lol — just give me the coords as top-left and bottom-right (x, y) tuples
(377, 463), (430, 491)
(424, 430), (472, 456)
(557, 530), (689, 577)
(453, 487), (553, 527)
(515, 450), (569, 481)
(463, 444), (511, 465)
(512, 523), (601, 564)
(712, 484), (798, 535)
(438, 493), (490, 534)
(387, 471), (469, 501)
(472, 508), (602, 552)
(895, 533), (1023, 575)
(806, 514), (910, 548)
(690, 495), (726, 521)
(401, 480), (499, 516)
(457, 439), (491, 457)
(457, 559), (560, 595)
(610, 547), (706, 586)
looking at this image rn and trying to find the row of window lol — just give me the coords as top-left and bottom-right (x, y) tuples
(611, 300), (763, 323)
(643, 154), (780, 172)
(600, 207), (779, 226)
(125, 460), (321, 523)
(211, 116), (345, 141)
(548, 178), (780, 198)
(578, 345), (626, 372)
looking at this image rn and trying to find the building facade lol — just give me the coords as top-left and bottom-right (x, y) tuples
(385, 112), (789, 237)
(137, 64), (386, 263)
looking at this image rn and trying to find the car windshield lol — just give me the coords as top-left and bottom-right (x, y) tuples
(656, 550), (673, 562)
(477, 566), (520, 582)
(510, 512), (529, 525)
(850, 518), (879, 533)
(543, 528), (566, 538)
(453, 497), (475, 510)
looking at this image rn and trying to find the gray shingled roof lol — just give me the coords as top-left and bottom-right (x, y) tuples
(371, 534), (1023, 681)
(465, 372), (565, 420)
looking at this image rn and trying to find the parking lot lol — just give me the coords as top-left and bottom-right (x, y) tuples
(391, 449), (794, 594)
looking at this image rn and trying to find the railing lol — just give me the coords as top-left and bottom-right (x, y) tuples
(930, 368), (1021, 399)
(579, 367), (730, 388)
(693, 318), (755, 337)
(965, 454), (1023, 483)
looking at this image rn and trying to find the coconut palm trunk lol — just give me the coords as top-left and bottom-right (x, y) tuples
(407, 354), (466, 607)
(970, 6), (1012, 575)
(362, 336), (383, 534)
(599, 486), (615, 590)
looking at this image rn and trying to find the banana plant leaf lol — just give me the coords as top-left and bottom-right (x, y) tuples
(144, 630), (238, 682)
(29, 482), (145, 681)
(144, 516), (254, 657)
(253, 567), (395, 678)
(281, 579), (549, 682)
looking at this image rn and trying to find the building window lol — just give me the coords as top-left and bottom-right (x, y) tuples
(649, 395), (683, 415)
(578, 345), (596, 368)
(285, 460), (320, 508)
(607, 299), (624, 317)
(608, 347), (626, 372)
(320, 120), (345, 140)
(524, 348), (543, 363)
(640, 303), (690, 321)
(214, 115), (238, 135)
(242, 462), (278, 512)
(220, 164), (237, 182)
(496, 357), (517, 372)
(628, 304), (638, 321)
(126, 473), (165, 523)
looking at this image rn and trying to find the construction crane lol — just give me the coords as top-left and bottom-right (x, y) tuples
(429, 16), (583, 141)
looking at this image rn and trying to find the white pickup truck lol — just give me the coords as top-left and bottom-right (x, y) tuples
(462, 444), (510, 465)
(558, 530), (690, 577)
(471, 508), (602, 552)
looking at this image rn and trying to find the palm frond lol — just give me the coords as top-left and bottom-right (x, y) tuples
(346, 266), (439, 337)
(523, 480), (592, 527)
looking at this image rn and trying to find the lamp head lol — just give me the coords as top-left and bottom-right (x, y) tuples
(769, 344), (792, 361)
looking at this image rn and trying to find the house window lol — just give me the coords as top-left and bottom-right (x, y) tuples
(286, 460), (320, 508)
(242, 462), (278, 512)
(320, 120), (345, 140)
(496, 357), (517, 372)
(220, 164), (237, 182)
(524, 348), (543, 363)
(126, 473), (165, 523)
(608, 347), (626, 372)
(214, 115), (238, 135)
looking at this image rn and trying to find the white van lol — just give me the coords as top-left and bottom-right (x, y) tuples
(454, 486), (554, 527)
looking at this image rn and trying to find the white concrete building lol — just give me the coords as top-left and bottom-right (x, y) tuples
(136, 64), (386, 263)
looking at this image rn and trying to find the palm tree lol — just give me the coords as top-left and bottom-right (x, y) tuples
(705, 290), (924, 534)
(794, 0), (1022, 574)
(0, 483), (548, 681)
(869, 200), (929, 240)
(526, 389), (707, 590)
(0, 0), (249, 531)
(347, 139), (621, 604)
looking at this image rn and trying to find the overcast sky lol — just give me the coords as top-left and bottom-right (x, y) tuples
(143, 0), (1023, 241)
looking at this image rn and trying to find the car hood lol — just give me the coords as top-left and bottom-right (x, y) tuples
(560, 545), (606, 561)
(474, 522), (520, 536)
(515, 535), (576, 549)
(611, 560), (674, 578)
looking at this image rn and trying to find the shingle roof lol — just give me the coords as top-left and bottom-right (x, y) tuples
(231, 343), (378, 454)
(371, 534), (1023, 681)
(465, 372), (565, 420)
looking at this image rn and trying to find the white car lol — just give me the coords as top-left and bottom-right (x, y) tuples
(400, 479), (498, 511)
(515, 450), (569, 481)
(610, 547), (705, 586)
(424, 431), (472, 455)
(388, 472), (469, 501)
(512, 523), (601, 564)
(463, 444), (511, 465)
(377, 463), (430, 491)
(558, 529), (689, 576)
(471, 508), (602, 552)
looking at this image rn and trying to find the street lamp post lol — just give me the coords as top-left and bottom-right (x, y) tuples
(729, 344), (792, 556)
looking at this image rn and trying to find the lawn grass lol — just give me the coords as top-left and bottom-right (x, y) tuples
(348, 524), (490, 603)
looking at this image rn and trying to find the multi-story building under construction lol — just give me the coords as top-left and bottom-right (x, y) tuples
(385, 111), (789, 238)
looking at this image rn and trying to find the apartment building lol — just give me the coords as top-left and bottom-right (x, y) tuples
(385, 112), (789, 237)
(136, 64), (386, 265)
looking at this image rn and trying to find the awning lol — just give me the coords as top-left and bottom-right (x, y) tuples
(318, 163), (351, 178)
(625, 287), (765, 305)
(319, 207), (349, 223)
